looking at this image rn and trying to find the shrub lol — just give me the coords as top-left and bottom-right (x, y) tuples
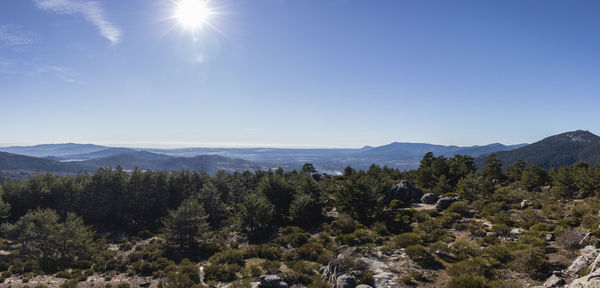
(447, 275), (489, 288)
(448, 202), (470, 216)
(334, 216), (359, 234)
(261, 260), (281, 274)
(208, 249), (245, 266)
(245, 244), (280, 260)
(275, 227), (310, 248)
(405, 245), (436, 267)
(447, 257), (495, 278)
(557, 229), (587, 254)
(336, 229), (375, 246)
(391, 232), (422, 249)
(203, 264), (240, 282)
(510, 246), (547, 280)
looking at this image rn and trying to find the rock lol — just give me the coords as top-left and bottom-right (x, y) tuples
(320, 260), (348, 287)
(259, 275), (289, 288)
(421, 193), (439, 204)
(510, 228), (524, 236)
(546, 233), (554, 242)
(336, 274), (357, 288)
(139, 283), (150, 288)
(567, 245), (600, 275)
(569, 269), (600, 288)
(372, 272), (394, 287)
(543, 274), (566, 287)
(435, 196), (458, 210)
(579, 232), (592, 246)
(520, 200), (531, 209)
(356, 285), (373, 288)
(385, 180), (423, 204)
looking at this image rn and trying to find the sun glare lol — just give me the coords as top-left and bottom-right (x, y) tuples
(174, 0), (213, 30)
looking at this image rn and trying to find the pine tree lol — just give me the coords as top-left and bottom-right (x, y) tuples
(162, 197), (209, 249)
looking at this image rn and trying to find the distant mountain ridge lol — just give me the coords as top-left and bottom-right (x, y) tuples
(0, 139), (529, 177)
(476, 130), (600, 169)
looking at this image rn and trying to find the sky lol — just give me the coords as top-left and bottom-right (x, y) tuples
(1, 0), (600, 148)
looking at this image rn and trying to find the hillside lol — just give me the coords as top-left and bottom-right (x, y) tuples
(476, 130), (600, 169)
(0, 151), (90, 180)
(0, 143), (106, 158)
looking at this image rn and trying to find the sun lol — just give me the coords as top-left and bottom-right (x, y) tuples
(174, 0), (213, 30)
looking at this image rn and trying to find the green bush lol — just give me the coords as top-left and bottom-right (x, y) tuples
(208, 249), (245, 266)
(203, 264), (240, 282)
(336, 229), (375, 246)
(448, 202), (470, 216)
(447, 275), (489, 288)
(261, 260), (281, 274)
(245, 244), (280, 260)
(405, 245), (436, 267)
(275, 226), (310, 248)
(391, 232), (422, 249)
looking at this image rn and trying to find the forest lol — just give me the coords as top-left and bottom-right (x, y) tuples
(1, 153), (600, 287)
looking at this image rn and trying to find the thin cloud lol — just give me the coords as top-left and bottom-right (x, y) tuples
(0, 58), (80, 84)
(0, 25), (36, 46)
(33, 0), (122, 45)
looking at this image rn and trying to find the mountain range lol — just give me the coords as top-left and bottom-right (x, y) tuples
(2, 130), (600, 180)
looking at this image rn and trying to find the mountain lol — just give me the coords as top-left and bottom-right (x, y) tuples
(354, 142), (526, 159)
(0, 151), (91, 180)
(476, 130), (600, 169)
(0, 143), (106, 158)
(2, 140), (528, 174)
(80, 153), (264, 174)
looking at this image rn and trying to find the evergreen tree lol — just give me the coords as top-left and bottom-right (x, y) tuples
(506, 160), (526, 182)
(456, 174), (494, 202)
(552, 166), (576, 199)
(482, 153), (504, 182)
(198, 182), (227, 229)
(162, 197), (209, 249)
(238, 192), (274, 233)
(335, 178), (382, 224)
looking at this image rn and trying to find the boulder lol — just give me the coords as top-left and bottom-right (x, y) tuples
(385, 180), (423, 204)
(435, 197), (458, 210)
(520, 200), (531, 209)
(259, 275), (289, 288)
(543, 274), (566, 287)
(567, 245), (600, 275)
(356, 285), (373, 288)
(546, 233), (554, 242)
(421, 193), (439, 204)
(320, 260), (348, 287)
(336, 274), (357, 288)
(569, 269), (600, 288)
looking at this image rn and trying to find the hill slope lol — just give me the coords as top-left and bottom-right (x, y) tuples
(477, 130), (600, 169)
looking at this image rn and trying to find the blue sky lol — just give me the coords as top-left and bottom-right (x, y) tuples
(1, 0), (599, 148)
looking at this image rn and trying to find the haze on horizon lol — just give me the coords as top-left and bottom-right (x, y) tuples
(1, 0), (600, 148)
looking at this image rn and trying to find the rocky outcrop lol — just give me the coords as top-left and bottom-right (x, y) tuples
(435, 196), (457, 210)
(543, 272), (566, 287)
(538, 245), (600, 287)
(259, 275), (289, 288)
(319, 259), (348, 287)
(569, 269), (600, 287)
(385, 180), (423, 204)
(567, 246), (599, 275)
(421, 193), (438, 204)
(336, 274), (357, 288)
